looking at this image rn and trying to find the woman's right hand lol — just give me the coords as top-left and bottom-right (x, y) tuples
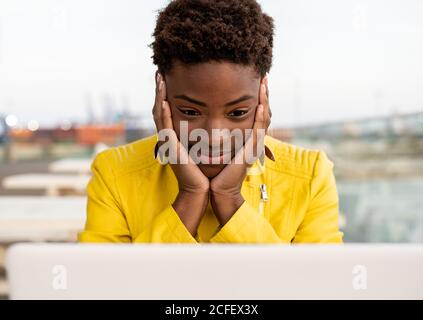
(152, 72), (209, 237)
(152, 72), (210, 194)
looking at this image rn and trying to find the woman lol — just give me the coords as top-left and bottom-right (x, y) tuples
(78, 0), (343, 244)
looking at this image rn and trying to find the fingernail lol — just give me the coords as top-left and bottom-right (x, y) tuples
(159, 81), (164, 90)
(162, 101), (166, 109)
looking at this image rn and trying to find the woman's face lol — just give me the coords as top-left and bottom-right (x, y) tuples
(164, 60), (263, 178)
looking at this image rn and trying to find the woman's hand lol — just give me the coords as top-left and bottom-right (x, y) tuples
(152, 72), (210, 236)
(209, 78), (272, 226)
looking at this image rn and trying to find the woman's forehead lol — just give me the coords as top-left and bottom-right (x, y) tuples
(166, 61), (261, 100)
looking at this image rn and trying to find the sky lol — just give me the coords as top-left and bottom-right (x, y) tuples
(0, 0), (423, 128)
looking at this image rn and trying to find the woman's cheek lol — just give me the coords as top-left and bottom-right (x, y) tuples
(170, 110), (188, 137)
(172, 117), (201, 142)
(235, 116), (255, 131)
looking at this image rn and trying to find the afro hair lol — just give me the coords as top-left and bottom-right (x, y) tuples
(150, 0), (274, 77)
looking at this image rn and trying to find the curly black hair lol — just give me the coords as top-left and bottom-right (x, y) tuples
(150, 0), (274, 77)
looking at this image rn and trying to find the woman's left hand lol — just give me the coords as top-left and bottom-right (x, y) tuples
(210, 78), (272, 226)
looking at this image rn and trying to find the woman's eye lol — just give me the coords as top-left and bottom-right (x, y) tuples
(180, 109), (200, 116)
(228, 110), (248, 117)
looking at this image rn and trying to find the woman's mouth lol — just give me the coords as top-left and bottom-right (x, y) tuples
(194, 149), (232, 165)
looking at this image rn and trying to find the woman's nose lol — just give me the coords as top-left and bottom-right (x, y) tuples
(203, 121), (234, 149)
(204, 117), (223, 132)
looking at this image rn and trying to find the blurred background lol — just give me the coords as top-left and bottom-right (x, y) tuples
(0, 0), (423, 298)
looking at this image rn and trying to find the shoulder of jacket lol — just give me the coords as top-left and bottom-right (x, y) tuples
(93, 134), (158, 177)
(264, 135), (330, 180)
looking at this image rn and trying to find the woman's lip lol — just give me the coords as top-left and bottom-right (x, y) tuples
(197, 152), (232, 165)
(188, 145), (231, 154)
(194, 149), (232, 157)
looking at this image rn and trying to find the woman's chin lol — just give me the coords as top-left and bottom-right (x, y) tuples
(198, 164), (226, 179)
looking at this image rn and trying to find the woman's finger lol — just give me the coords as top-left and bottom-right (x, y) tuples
(254, 104), (266, 165)
(252, 104), (266, 146)
(239, 104), (265, 165)
(253, 104), (265, 129)
(153, 75), (167, 131)
(161, 100), (173, 130)
(157, 100), (178, 164)
(152, 73), (161, 113)
(155, 73), (166, 107)
(265, 83), (272, 119)
(259, 83), (271, 116)
(161, 100), (194, 166)
(259, 82), (272, 132)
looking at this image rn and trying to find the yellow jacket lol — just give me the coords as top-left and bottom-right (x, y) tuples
(78, 134), (343, 244)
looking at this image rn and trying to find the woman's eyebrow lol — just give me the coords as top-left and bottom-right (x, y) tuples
(173, 94), (255, 107)
(174, 95), (207, 107)
(225, 95), (255, 107)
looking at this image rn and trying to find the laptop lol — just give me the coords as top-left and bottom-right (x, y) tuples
(5, 243), (423, 300)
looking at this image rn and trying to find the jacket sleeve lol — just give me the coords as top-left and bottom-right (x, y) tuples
(78, 152), (132, 243)
(292, 151), (344, 243)
(209, 201), (284, 244)
(133, 205), (198, 244)
(78, 151), (198, 244)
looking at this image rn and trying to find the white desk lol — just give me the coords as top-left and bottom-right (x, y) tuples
(49, 158), (92, 174)
(2, 174), (90, 196)
(0, 196), (86, 243)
